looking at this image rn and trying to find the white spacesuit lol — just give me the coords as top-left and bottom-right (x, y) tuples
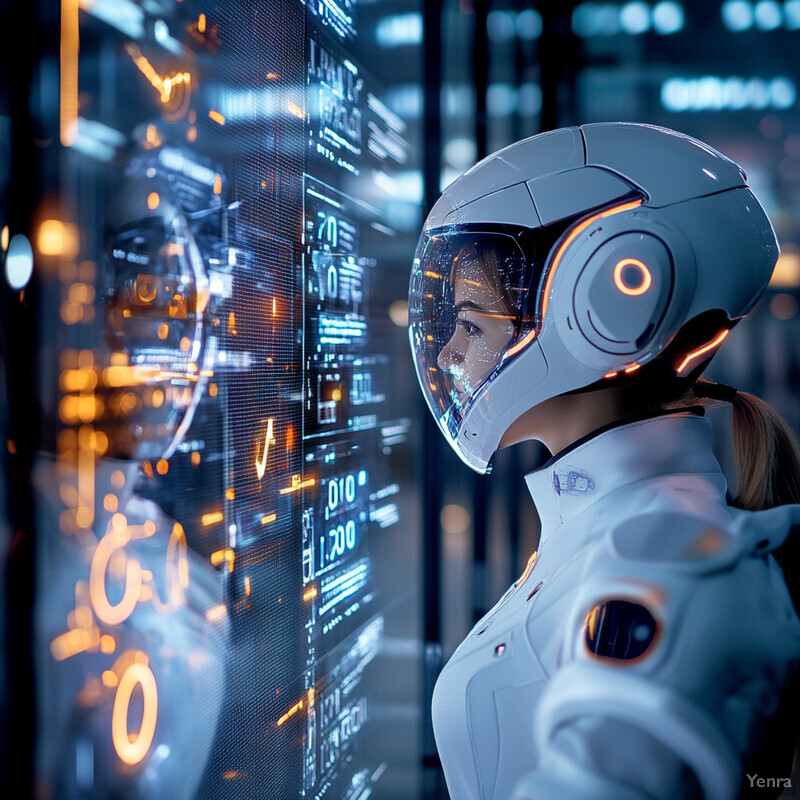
(408, 123), (800, 799)
(431, 411), (800, 800)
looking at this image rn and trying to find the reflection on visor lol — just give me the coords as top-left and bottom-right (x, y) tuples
(409, 229), (536, 446)
(99, 212), (211, 461)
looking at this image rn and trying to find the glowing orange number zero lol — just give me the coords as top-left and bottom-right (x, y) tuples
(111, 660), (158, 765)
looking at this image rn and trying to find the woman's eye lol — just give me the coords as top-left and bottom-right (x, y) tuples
(457, 318), (481, 338)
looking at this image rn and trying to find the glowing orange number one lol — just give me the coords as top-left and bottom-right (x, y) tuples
(256, 418), (276, 480)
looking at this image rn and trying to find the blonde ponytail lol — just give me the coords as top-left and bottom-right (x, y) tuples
(692, 378), (800, 512)
(728, 389), (800, 512)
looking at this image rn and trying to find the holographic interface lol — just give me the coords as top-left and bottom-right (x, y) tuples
(8, 2), (422, 798)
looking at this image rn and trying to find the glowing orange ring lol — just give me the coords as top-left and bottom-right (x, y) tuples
(111, 661), (158, 765)
(613, 258), (652, 296)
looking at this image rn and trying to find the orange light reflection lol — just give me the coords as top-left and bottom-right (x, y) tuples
(211, 548), (235, 573)
(206, 603), (228, 622)
(89, 519), (142, 626)
(277, 697), (305, 726)
(202, 511), (224, 526)
(279, 474), (316, 495)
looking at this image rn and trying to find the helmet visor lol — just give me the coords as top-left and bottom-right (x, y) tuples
(408, 228), (537, 447)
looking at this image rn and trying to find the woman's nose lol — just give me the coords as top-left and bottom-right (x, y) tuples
(437, 334), (462, 372)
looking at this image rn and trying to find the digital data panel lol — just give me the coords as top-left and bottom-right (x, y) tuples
(17, 1), (422, 798)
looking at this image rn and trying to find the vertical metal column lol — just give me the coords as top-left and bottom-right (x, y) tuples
(421, 1), (446, 797)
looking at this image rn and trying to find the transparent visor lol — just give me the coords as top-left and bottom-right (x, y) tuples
(408, 228), (540, 443)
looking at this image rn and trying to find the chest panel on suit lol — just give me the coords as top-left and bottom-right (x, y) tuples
(432, 544), (592, 800)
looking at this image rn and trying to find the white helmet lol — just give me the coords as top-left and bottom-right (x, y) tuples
(408, 122), (779, 473)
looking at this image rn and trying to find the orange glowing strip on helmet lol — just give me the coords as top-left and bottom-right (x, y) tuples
(506, 198), (644, 359)
(677, 329), (730, 374)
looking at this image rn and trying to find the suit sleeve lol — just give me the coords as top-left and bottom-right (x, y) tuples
(513, 511), (800, 800)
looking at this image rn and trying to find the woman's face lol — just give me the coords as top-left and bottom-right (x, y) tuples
(437, 261), (516, 409)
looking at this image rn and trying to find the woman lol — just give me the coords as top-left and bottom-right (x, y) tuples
(408, 122), (800, 800)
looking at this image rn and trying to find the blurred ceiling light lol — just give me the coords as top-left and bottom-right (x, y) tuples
(620, 2), (651, 34)
(726, 77), (750, 109)
(721, 0), (754, 30)
(573, 3), (622, 36)
(375, 13), (422, 47)
(769, 76), (796, 108)
(383, 85), (422, 120)
(516, 9), (543, 39)
(770, 251), (800, 287)
(38, 220), (80, 259)
(770, 293), (798, 319)
(652, 1), (684, 33)
(747, 77), (770, 109)
(572, 3), (597, 36)
(487, 84), (516, 116)
(598, 3), (623, 34)
(443, 137), (477, 170)
(660, 75), (796, 111)
(487, 10), (516, 42)
(753, 0), (782, 29)
(5, 234), (34, 290)
(785, 0), (800, 29)
(573, 0), (685, 35)
(444, 85), (475, 119)
(388, 300), (409, 327)
(518, 83), (543, 116)
(441, 504), (470, 536)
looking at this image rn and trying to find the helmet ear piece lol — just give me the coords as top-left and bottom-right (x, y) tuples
(547, 208), (695, 371)
(572, 232), (673, 355)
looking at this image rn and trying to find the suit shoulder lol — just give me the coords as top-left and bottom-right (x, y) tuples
(605, 509), (742, 575)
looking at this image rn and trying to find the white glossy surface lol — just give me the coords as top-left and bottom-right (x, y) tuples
(431, 414), (800, 800)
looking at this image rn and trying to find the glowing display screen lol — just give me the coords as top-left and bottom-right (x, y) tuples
(15, 1), (422, 797)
